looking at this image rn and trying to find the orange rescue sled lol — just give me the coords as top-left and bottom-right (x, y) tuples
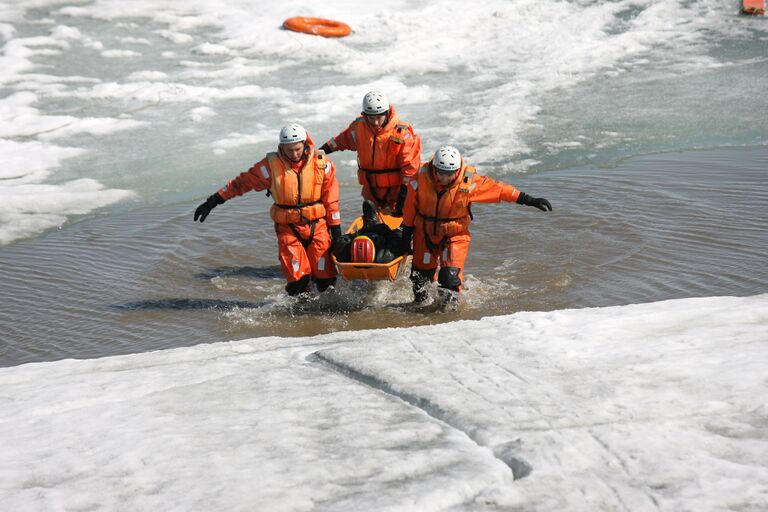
(333, 213), (411, 282)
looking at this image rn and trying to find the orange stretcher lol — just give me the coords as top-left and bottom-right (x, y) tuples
(333, 212), (411, 282)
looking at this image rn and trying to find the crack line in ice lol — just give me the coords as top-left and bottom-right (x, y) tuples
(308, 350), (533, 480)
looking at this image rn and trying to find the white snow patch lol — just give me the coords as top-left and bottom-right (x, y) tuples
(126, 70), (169, 81)
(0, 139), (83, 182)
(0, 23), (15, 41)
(118, 36), (151, 45)
(193, 42), (231, 56)
(0, 140), (136, 245)
(64, 81), (289, 105)
(49, 24), (82, 40)
(38, 117), (147, 140)
(0, 295), (765, 509)
(156, 30), (194, 44)
(188, 106), (216, 122)
(211, 126), (273, 153)
(0, 91), (146, 139)
(101, 49), (141, 58)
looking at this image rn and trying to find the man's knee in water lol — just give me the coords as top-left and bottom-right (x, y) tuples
(285, 275), (311, 296)
(313, 276), (336, 292)
(437, 266), (461, 291)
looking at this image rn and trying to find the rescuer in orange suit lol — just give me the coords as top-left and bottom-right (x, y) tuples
(320, 91), (421, 216)
(194, 123), (342, 296)
(401, 146), (552, 304)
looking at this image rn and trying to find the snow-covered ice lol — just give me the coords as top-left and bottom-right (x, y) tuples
(1, 295), (766, 511)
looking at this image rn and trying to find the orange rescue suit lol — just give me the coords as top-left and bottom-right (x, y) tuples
(217, 136), (341, 285)
(323, 106), (421, 209)
(402, 159), (521, 287)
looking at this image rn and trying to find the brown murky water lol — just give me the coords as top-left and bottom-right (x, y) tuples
(1, 147), (766, 367)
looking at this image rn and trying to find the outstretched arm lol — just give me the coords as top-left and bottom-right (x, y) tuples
(468, 174), (520, 204)
(469, 174), (552, 211)
(194, 157), (272, 223)
(320, 120), (360, 154)
(217, 156), (271, 201)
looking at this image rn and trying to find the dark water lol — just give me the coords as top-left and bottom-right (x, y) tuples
(1, 147), (766, 367)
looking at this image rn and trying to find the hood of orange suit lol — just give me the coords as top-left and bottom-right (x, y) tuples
(382, 106), (399, 132)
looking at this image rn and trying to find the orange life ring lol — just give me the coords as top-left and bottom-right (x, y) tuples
(282, 17), (352, 38)
(741, 0), (765, 15)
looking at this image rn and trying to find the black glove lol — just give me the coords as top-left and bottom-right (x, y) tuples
(394, 184), (408, 217)
(319, 143), (334, 155)
(330, 225), (345, 255)
(330, 224), (342, 241)
(400, 225), (414, 255)
(516, 192), (552, 212)
(194, 192), (225, 223)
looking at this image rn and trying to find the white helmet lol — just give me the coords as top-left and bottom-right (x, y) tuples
(362, 91), (389, 115)
(433, 146), (462, 173)
(279, 123), (307, 145)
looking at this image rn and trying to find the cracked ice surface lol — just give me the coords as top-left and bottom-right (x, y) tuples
(315, 295), (768, 510)
(1, 295), (767, 510)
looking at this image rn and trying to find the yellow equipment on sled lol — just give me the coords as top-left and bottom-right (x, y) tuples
(333, 212), (411, 282)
